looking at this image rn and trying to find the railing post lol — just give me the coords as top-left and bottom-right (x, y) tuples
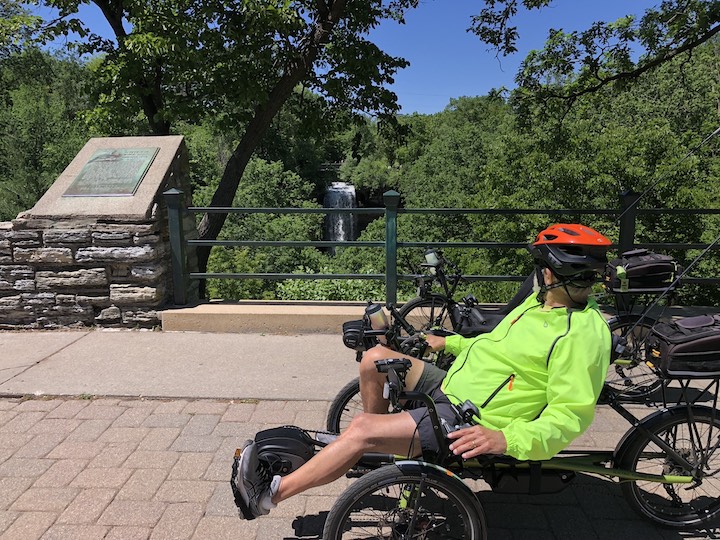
(164, 188), (188, 305)
(384, 190), (401, 305)
(618, 190), (640, 255)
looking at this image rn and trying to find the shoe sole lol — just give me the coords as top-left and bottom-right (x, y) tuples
(231, 440), (257, 520)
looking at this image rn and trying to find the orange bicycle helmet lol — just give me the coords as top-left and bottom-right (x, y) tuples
(528, 224), (611, 285)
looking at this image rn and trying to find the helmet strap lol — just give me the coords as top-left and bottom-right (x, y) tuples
(535, 266), (565, 303)
(536, 266), (587, 308)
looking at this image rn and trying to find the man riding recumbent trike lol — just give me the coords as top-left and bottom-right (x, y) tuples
(231, 224), (720, 539)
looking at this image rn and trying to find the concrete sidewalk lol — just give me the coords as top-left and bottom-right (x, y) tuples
(0, 331), (356, 401)
(0, 329), (717, 539)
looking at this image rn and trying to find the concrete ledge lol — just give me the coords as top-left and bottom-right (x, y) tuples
(161, 301), (367, 333)
(161, 300), (720, 334)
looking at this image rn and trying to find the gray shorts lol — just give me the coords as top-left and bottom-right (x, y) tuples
(406, 363), (461, 456)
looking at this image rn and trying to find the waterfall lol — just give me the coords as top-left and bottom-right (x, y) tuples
(323, 182), (357, 253)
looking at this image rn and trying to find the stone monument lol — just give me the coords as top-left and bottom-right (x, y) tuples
(0, 136), (197, 328)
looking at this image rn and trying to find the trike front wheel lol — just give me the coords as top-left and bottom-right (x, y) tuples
(322, 464), (487, 539)
(617, 406), (720, 528)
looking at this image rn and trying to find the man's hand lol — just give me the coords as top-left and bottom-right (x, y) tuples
(447, 425), (507, 459)
(424, 334), (446, 352)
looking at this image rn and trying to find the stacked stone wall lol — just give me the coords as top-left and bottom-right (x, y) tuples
(0, 136), (198, 329)
(0, 213), (173, 328)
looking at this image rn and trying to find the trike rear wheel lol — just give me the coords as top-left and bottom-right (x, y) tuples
(617, 407), (720, 528)
(322, 465), (487, 539)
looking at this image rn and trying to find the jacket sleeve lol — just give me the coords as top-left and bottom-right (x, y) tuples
(444, 334), (477, 357)
(500, 314), (610, 461)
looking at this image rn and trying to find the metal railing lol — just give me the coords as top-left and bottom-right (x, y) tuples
(164, 189), (720, 305)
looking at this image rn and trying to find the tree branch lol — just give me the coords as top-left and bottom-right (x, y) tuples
(92, 0), (169, 134)
(195, 0), (348, 280)
(548, 24), (720, 100)
(92, 0), (127, 41)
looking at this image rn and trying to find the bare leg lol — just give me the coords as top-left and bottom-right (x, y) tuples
(273, 411), (420, 503)
(358, 345), (428, 414)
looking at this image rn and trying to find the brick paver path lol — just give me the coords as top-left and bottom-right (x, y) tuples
(0, 396), (718, 539)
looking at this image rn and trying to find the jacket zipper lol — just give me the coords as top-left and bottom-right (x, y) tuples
(480, 373), (515, 409)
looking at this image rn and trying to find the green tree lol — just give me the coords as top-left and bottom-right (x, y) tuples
(0, 48), (90, 220)
(196, 158), (327, 299)
(0, 1), (40, 59)
(38, 0), (419, 290)
(472, 1), (720, 117)
(328, 39), (720, 304)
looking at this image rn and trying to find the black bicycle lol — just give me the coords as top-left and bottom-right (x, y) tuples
(396, 248), (533, 337)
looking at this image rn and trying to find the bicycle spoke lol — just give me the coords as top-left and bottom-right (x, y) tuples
(606, 315), (661, 400)
(325, 469), (483, 539)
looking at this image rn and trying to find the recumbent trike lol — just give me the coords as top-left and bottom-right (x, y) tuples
(233, 314), (720, 539)
(232, 251), (720, 538)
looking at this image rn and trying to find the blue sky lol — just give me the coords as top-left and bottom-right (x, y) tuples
(35, 0), (659, 114)
(371, 0), (659, 113)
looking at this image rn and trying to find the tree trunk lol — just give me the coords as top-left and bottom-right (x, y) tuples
(195, 0), (347, 296)
(93, 0), (170, 135)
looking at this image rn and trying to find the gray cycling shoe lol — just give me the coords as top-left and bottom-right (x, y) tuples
(231, 439), (278, 520)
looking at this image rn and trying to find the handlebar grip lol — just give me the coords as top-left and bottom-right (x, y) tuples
(460, 400), (480, 422)
(426, 328), (455, 337)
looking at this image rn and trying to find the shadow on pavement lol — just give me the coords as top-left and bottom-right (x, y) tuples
(280, 473), (720, 540)
(477, 473), (720, 539)
(289, 512), (328, 538)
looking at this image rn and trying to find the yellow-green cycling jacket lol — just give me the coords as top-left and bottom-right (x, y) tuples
(441, 294), (611, 461)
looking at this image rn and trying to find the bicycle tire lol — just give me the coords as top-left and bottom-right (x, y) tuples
(398, 295), (456, 370)
(616, 406), (720, 528)
(326, 377), (364, 434)
(605, 314), (662, 400)
(322, 464), (487, 539)
(398, 295), (452, 335)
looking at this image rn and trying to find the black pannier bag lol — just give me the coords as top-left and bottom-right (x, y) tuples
(605, 249), (681, 293)
(342, 318), (377, 351)
(647, 315), (720, 379)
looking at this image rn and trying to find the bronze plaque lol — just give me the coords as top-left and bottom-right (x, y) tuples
(63, 147), (160, 197)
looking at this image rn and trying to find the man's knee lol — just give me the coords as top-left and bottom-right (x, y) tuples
(359, 345), (392, 378)
(363, 345), (393, 362)
(344, 413), (386, 449)
(344, 412), (417, 453)
(343, 413), (374, 447)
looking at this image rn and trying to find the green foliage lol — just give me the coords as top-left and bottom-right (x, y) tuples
(277, 267), (385, 302)
(200, 158), (327, 299)
(3, 2), (720, 308)
(0, 48), (90, 220)
(37, 0), (417, 135)
(257, 89), (354, 190)
(471, 1), (720, 118)
(0, 1), (41, 59)
(327, 42), (720, 305)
